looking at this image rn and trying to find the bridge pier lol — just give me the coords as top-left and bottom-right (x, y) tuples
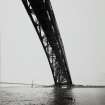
(22, 0), (72, 86)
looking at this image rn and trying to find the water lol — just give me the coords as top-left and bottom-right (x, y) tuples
(0, 86), (105, 105)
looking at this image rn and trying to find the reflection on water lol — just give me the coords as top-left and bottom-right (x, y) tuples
(0, 86), (105, 105)
(50, 88), (76, 105)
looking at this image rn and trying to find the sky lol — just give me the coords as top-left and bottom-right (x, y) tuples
(0, 0), (105, 85)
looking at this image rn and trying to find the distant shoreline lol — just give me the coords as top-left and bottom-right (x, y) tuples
(72, 85), (105, 88)
(0, 82), (105, 88)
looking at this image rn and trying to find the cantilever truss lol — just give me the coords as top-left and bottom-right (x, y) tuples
(22, 0), (72, 86)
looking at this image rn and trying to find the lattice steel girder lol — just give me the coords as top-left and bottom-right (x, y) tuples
(21, 0), (72, 86)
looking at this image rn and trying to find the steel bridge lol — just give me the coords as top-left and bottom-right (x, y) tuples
(22, 0), (72, 86)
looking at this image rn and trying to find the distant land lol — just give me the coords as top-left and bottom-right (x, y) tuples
(0, 82), (105, 88)
(72, 84), (105, 88)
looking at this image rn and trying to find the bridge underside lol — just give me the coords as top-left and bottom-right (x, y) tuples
(22, 0), (72, 86)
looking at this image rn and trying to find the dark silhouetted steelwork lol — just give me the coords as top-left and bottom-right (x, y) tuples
(21, 0), (72, 86)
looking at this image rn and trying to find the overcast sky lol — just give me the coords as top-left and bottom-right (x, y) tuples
(1, 0), (105, 85)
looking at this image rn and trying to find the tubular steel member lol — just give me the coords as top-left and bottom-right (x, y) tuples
(21, 0), (72, 86)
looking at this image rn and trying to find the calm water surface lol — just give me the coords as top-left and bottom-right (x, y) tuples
(0, 86), (105, 105)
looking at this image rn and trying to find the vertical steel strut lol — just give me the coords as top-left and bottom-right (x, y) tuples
(21, 0), (72, 86)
